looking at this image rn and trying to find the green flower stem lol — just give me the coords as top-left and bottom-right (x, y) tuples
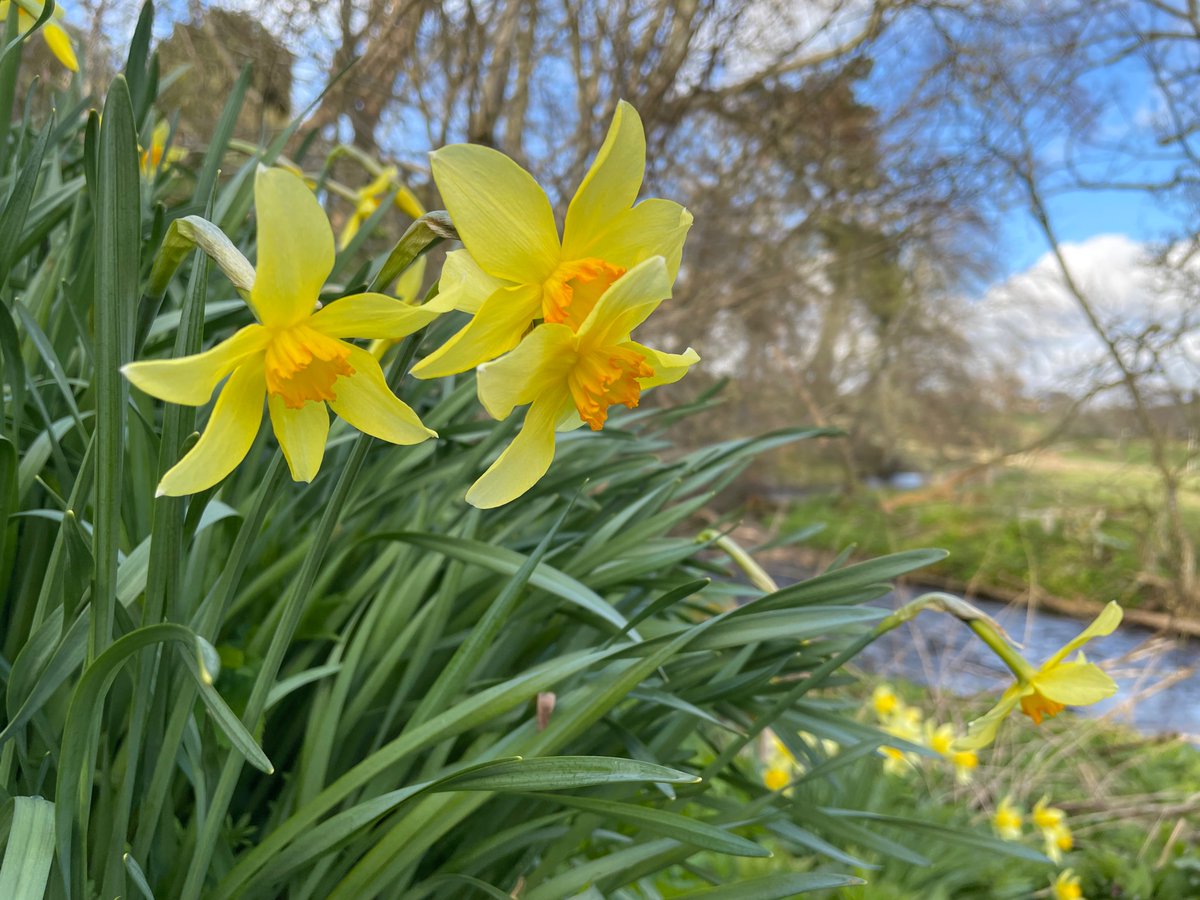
(179, 333), (426, 900)
(698, 530), (778, 594)
(968, 619), (1037, 681)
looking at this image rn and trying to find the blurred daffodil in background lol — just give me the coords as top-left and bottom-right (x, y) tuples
(339, 165), (425, 249)
(413, 99), (692, 378)
(466, 256), (697, 508)
(1033, 797), (1074, 863)
(959, 602), (1121, 749)
(140, 120), (186, 177)
(1, 0), (77, 71)
(124, 167), (440, 495)
(1053, 868), (1084, 900)
(761, 732), (798, 792)
(992, 796), (1024, 841)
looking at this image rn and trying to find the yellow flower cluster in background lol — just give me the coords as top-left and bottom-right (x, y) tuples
(993, 795), (1080, 893)
(758, 729), (839, 793)
(870, 683), (978, 782)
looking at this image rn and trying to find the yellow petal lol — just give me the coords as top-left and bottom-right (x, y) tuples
(573, 199), (693, 280)
(627, 342), (700, 390)
(430, 144), (559, 284)
(562, 100), (645, 256)
(476, 323), (575, 420)
(309, 291), (441, 339)
(268, 395), (328, 483)
(42, 21), (77, 72)
(150, 120), (170, 151)
(411, 283), (542, 379)
(434, 249), (508, 314)
(465, 393), (569, 509)
(392, 254), (427, 304)
(393, 184), (425, 219)
(359, 168), (395, 203)
(577, 256), (672, 347)
(956, 684), (1025, 750)
(338, 211), (365, 251)
(156, 360), (265, 497)
(251, 166), (335, 328)
(328, 345), (435, 445)
(1045, 602), (1122, 668)
(122, 325), (270, 406)
(1032, 662), (1118, 706)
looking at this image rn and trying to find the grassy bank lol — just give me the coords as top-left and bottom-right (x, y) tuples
(785, 441), (1200, 614)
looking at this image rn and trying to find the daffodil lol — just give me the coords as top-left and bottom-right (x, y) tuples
(761, 730), (807, 792)
(871, 683), (899, 718)
(992, 796), (1023, 841)
(951, 748), (978, 784)
(412, 100), (692, 379)
(466, 256), (697, 508)
(339, 166), (425, 249)
(141, 121), (186, 177)
(958, 602), (1122, 749)
(1, 0), (77, 71)
(1052, 869), (1084, 900)
(123, 167), (441, 496)
(1033, 797), (1073, 863)
(877, 702), (923, 776)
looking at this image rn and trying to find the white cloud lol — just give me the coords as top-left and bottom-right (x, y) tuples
(972, 234), (1200, 398)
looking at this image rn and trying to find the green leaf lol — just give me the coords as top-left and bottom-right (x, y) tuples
(822, 808), (1051, 863)
(0, 796), (55, 900)
(92, 75), (140, 662)
(674, 872), (865, 898)
(375, 532), (630, 632)
(743, 549), (948, 613)
(433, 757), (698, 793)
(524, 793), (769, 857)
(0, 115), (50, 289)
(55, 623), (272, 894)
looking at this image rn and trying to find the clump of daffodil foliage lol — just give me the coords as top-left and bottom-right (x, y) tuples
(0, 4), (1126, 899)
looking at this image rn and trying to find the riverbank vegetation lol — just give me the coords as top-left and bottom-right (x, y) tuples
(783, 435), (1200, 619)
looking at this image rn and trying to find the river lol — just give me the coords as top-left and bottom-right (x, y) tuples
(773, 563), (1200, 740)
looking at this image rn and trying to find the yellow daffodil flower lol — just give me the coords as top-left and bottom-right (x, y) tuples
(761, 730), (804, 792)
(951, 748), (978, 784)
(339, 166), (425, 249)
(992, 796), (1023, 841)
(871, 683), (899, 718)
(1053, 869), (1084, 900)
(412, 100), (692, 379)
(466, 256), (697, 508)
(925, 721), (978, 783)
(958, 603), (1122, 750)
(927, 722), (955, 756)
(141, 121), (186, 177)
(877, 701), (923, 776)
(1, 0), (77, 71)
(123, 167), (440, 496)
(1033, 797), (1073, 863)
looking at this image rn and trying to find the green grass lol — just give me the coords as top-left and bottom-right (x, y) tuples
(786, 447), (1200, 612)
